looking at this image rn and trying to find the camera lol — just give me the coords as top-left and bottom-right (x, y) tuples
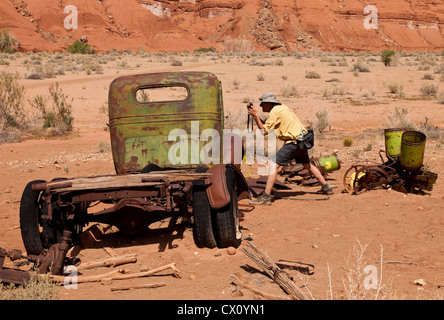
(247, 102), (253, 109)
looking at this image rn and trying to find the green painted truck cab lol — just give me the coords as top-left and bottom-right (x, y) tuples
(108, 71), (224, 173)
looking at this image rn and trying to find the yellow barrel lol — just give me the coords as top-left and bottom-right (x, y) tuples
(384, 128), (406, 160)
(312, 154), (341, 173)
(399, 131), (426, 171)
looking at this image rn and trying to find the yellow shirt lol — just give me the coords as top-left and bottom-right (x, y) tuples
(263, 104), (307, 144)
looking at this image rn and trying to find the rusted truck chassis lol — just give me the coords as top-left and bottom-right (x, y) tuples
(19, 72), (249, 255)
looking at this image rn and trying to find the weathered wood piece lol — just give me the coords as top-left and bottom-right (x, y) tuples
(44, 171), (211, 193)
(110, 283), (166, 291)
(241, 241), (308, 300)
(76, 254), (137, 271)
(47, 262), (180, 285)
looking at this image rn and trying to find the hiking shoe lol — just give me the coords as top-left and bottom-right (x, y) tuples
(318, 184), (333, 195)
(249, 192), (272, 206)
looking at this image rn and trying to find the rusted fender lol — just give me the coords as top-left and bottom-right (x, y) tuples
(205, 164), (249, 209)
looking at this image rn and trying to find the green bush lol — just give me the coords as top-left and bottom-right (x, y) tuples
(381, 49), (396, 66)
(31, 83), (74, 134)
(67, 40), (95, 54)
(0, 30), (17, 53)
(193, 47), (216, 53)
(343, 137), (353, 147)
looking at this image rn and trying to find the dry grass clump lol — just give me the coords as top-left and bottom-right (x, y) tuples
(0, 71), (26, 129)
(438, 91), (444, 104)
(419, 83), (438, 97)
(350, 57), (371, 73)
(308, 109), (330, 135)
(256, 73), (265, 81)
(322, 84), (345, 98)
(384, 81), (404, 95)
(386, 107), (416, 130)
(305, 70), (321, 79)
(0, 271), (59, 300)
(280, 84), (299, 97)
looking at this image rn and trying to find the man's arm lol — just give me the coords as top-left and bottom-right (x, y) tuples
(247, 104), (268, 135)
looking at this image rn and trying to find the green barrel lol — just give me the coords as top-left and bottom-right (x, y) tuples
(312, 154), (341, 173)
(384, 128), (406, 160)
(399, 131), (426, 171)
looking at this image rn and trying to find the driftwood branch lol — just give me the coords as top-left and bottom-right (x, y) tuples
(241, 241), (308, 300)
(109, 262), (181, 280)
(110, 283), (166, 292)
(76, 254), (137, 271)
(46, 262), (180, 285)
(47, 268), (125, 284)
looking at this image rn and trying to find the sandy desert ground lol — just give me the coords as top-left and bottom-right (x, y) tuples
(0, 50), (443, 301)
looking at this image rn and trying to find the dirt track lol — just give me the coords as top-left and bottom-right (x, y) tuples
(0, 53), (443, 300)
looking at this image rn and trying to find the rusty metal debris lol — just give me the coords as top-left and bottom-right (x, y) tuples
(0, 231), (73, 285)
(343, 158), (437, 195)
(343, 130), (438, 195)
(276, 259), (315, 275)
(280, 153), (341, 186)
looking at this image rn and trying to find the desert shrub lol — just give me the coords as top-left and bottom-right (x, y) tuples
(273, 59), (284, 66)
(350, 57), (370, 72)
(0, 58), (9, 65)
(31, 83), (74, 134)
(386, 107), (416, 130)
(194, 47), (216, 53)
(0, 72), (25, 128)
(308, 109), (330, 135)
(170, 59), (183, 66)
(82, 60), (103, 74)
(25, 72), (45, 80)
(434, 63), (444, 74)
(256, 73), (265, 81)
(305, 70), (321, 79)
(280, 84), (299, 97)
(420, 83), (438, 97)
(67, 40), (95, 54)
(343, 137), (353, 147)
(437, 91), (444, 104)
(0, 30), (17, 53)
(421, 73), (434, 80)
(384, 81), (404, 94)
(381, 49), (395, 66)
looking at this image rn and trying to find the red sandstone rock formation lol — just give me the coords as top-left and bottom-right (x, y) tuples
(1, 0), (443, 52)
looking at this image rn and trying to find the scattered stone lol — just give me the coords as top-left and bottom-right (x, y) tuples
(413, 279), (426, 286)
(227, 246), (236, 255)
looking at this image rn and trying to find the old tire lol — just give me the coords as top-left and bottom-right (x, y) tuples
(19, 180), (47, 255)
(20, 180), (64, 255)
(192, 167), (217, 248)
(213, 166), (242, 248)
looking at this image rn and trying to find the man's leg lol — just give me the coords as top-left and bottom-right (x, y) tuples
(303, 163), (333, 195)
(250, 162), (281, 206)
(265, 162), (281, 195)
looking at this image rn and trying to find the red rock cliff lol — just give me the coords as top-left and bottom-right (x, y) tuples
(1, 0), (443, 52)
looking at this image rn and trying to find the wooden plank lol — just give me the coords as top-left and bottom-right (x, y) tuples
(49, 172), (210, 193)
